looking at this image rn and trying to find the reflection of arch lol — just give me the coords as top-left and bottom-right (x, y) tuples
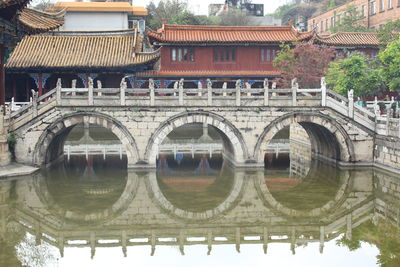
(254, 112), (355, 164)
(32, 170), (139, 224)
(33, 112), (139, 167)
(255, 163), (352, 217)
(146, 170), (246, 221)
(144, 111), (248, 166)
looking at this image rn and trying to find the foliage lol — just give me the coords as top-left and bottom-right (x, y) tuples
(7, 133), (16, 159)
(273, 42), (335, 88)
(378, 19), (400, 44)
(330, 5), (371, 33)
(328, 0), (336, 10)
(213, 9), (251, 26)
(379, 38), (400, 92)
(146, 0), (201, 30)
(326, 53), (382, 97)
(31, 0), (53, 11)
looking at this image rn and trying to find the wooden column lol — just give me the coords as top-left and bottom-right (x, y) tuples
(38, 72), (43, 96)
(12, 76), (17, 101)
(0, 44), (5, 106)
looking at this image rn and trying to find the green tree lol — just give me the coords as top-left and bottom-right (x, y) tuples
(326, 53), (382, 97)
(379, 38), (400, 92)
(378, 19), (400, 44)
(330, 5), (371, 33)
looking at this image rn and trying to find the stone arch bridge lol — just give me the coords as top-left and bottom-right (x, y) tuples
(5, 78), (397, 169)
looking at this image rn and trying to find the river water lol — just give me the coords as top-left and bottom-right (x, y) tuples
(0, 125), (399, 267)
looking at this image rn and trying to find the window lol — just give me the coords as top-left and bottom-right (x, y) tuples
(361, 5), (366, 17)
(331, 16), (335, 27)
(371, 0), (377, 14)
(261, 48), (278, 62)
(326, 19), (329, 29)
(321, 20), (324, 32)
(388, 0), (393, 9)
(380, 0), (385, 11)
(213, 47), (236, 62)
(171, 47), (194, 62)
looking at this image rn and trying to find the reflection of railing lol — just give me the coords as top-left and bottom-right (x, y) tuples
(158, 143), (223, 159)
(64, 144), (125, 161)
(5, 78), (400, 138)
(265, 139), (290, 157)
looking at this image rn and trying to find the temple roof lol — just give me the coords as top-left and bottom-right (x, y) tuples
(18, 8), (65, 34)
(148, 24), (313, 45)
(6, 30), (159, 71)
(314, 32), (381, 48)
(50, 2), (148, 16)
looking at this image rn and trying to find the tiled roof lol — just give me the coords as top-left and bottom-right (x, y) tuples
(136, 70), (281, 78)
(51, 2), (148, 16)
(18, 8), (65, 34)
(148, 24), (313, 44)
(315, 32), (381, 47)
(6, 32), (160, 71)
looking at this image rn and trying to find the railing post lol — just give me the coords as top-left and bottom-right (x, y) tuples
(88, 77), (94, 106)
(272, 82), (277, 97)
(348, 89), (354, 118)
(179, 78), (184, 105)
(207, 79), (212, 106)
(56, 78), (62, 105)
(173, 81), (178, 96)
(120, 78), (126, 106)
(31, 89), (38, 117)
(291, 78), (298, 106)
(197, 81), (202, 97)
(246, 82), (251, 97)
(97, 80), (102, 96)
(235, 79), (241, 106)
(222, 82), (227, 97)
(321, 77), (326, 107)
(71, 79), (76, 96)
(264, 78), (269, 106)
(387, 109), (392, 136)
(149, 78), (155, 106)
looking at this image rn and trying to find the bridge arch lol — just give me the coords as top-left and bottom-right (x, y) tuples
(144, 111), (248, 166)
(254, 112), (355, 164)
(33, 112), (140, 167)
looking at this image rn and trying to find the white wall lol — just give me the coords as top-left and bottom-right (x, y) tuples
(59, 12), (129, 31)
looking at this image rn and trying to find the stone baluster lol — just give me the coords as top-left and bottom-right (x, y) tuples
(122, 230), (127, 257)
(97, 80), (102, 96)
(197, 81), (202, 97)
(291, 78), (298, 106)
(31, 89), (38, 117)
(321, 77), (326, 107)
(207, 231), (212, 255)
(346, 214), (352, 240)
(245, 82), (251, 97)
(374, 96), (379, 116)
(56, 78), (62, 105)
(71, 79), (76, 96)
(235, 227), (240, 253)
(149, 78), (155, 106)
(222, 82), (227, 97)
(173, 81), (178, 96)
(263, 78), (269, 106)
(120, 78), (126, 106)
(272, 82), (277, 97)
(88, 77), (94, 105)
(263, 226), (269, 254)
(207, 79), (212, 106)
(348, 89), (354, 119)
(90, 232), (96, 259)
(387, 109), (393, 136)
(179, 78), (184, 105)
(235, 79), (241, 107)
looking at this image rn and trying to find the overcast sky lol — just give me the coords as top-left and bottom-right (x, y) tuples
(30, 0), (292, 15)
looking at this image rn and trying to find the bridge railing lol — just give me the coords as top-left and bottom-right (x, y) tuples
(5, 77), (400, 139)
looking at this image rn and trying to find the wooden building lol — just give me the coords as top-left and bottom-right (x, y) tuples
(0, 0), (64, 104)
(141, 24), (312, 89)
(5, 29), (160, 101)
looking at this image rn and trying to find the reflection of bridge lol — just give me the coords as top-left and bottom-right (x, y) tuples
(5, 78), (400, 171)
(2, 167), (398, 258)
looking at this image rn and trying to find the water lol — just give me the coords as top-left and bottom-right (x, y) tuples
(0, 154), (399, 267)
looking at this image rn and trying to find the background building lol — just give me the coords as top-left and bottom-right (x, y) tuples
(50, 1), (147, 32)
(308, 0), (400, 34)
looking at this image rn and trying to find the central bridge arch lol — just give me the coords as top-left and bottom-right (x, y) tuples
(144, 111), (248, 167)
(254, 112), (355, 164)
(33, 112), (140, 167)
